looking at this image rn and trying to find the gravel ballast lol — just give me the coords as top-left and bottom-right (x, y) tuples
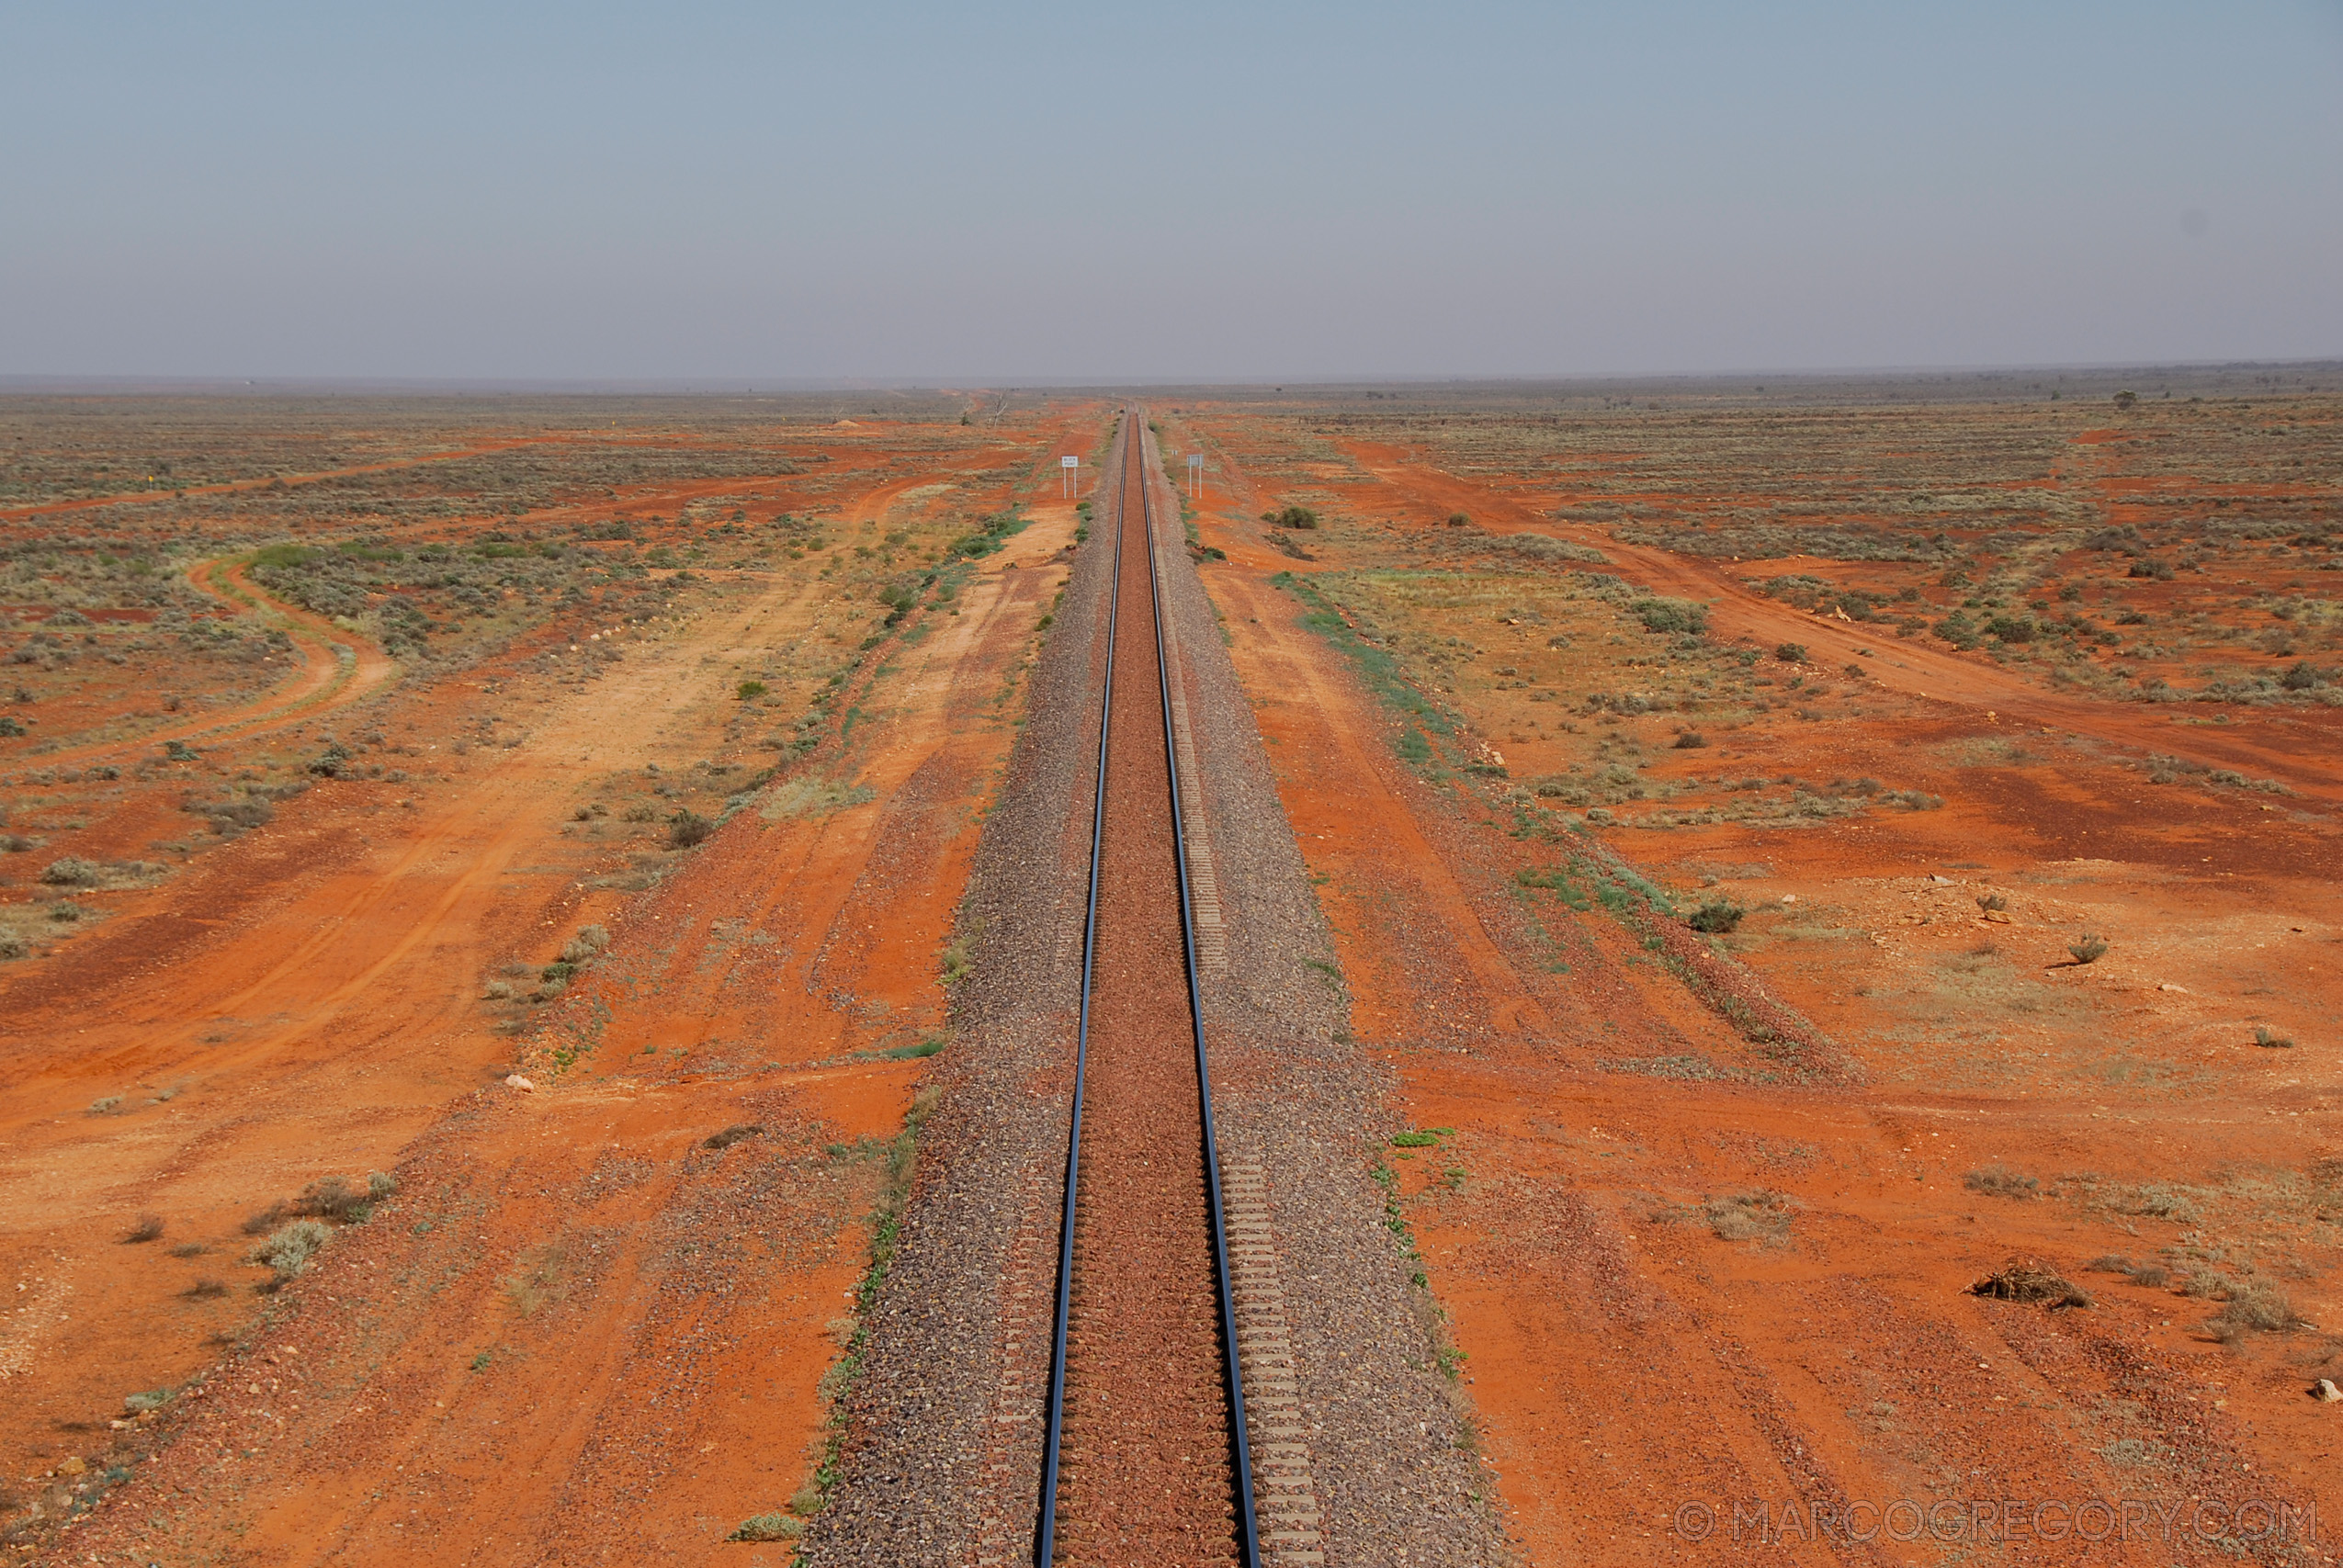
(809, 413), (1506, 1567)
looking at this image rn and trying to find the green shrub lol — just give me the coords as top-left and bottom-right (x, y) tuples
(1630, 597), (1707, 635)
(736, 680), (767, 700)
(1774, 643), (1806, 663)
(669, 810), (714, 848)
(2068, 935), (2108, 964)
(189, 796), (274, 832)
(1262, 504), (1319, 530)
(1687, 897), (1744, 933)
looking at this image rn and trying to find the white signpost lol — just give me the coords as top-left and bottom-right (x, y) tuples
(1060, 453), (1079, 498)
(1186, 452), (1205, 501)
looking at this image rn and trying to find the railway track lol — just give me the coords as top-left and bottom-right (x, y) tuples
(1036, 411), (1262, 1567)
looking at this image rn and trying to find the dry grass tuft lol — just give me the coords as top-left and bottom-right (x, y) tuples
(1963, 1164), (2040, 1200)
(1704, 1190), (1793, 1243)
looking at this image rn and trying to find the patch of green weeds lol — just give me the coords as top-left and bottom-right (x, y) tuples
(1273, 571), (1455, 750)
(873, 1036), (945, 1061)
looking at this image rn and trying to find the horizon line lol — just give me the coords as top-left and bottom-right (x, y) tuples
(3, 356), (2341, 400)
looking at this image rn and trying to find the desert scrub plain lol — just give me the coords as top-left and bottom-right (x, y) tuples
(12, 371), (2342, 1567)
(1149, 369), (2343, 1562)
(0, 389), (1101, 1560)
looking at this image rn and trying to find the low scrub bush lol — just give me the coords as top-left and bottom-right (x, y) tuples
(2209, 1283), (2307, 1341)
(1704, 1190), (1792, 1243)
(560, 924), (610, 964)
(1687, 897), (1744, 933)
(2068, 934), (2109, 964)
(1963, 1164), (2038, 1200)
(187, 796), (274, 832)
(1494, 533), (1608, 565)
(250, 1220), (330, 1285)
(1630, 597), (1706, 635)
(296, 1176), (370, 1223)
(669, 810), (714, 848)
(2103, 1182), (2201, 1224)
(2088, 1255), (2171, 1288)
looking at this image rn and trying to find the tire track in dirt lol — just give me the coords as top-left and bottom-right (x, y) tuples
(17, 558), (395, 772)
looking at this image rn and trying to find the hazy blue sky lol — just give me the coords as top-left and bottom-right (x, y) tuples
(4, 2), (2338, 381)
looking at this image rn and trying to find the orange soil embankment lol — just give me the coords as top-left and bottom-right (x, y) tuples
(33, 423), (1092, 1565)
(1180, 429), (2342, 1566)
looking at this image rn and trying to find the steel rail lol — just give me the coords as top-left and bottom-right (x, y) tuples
(1033, 409), (1126, 1568)
(1139, 417), (1264, 1568)
(1033, 411), (1262, 1568)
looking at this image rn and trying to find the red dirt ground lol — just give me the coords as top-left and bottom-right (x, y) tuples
(1163, 399), (2343, 1565)
(2, 405), (1104, 1562)
(12, 389), (2337, 1566)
